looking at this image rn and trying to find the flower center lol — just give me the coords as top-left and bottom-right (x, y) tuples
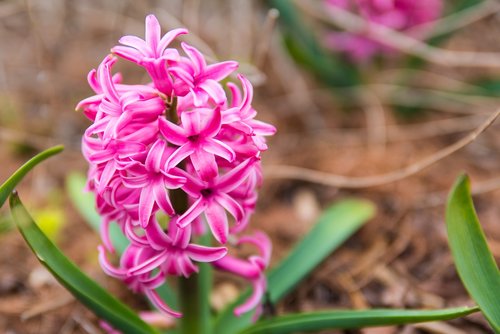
(200, 188), (213, 197)
(188, 134), (200, 142)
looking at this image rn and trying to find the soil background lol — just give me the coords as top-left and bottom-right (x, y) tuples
(0, 1), (499, 333)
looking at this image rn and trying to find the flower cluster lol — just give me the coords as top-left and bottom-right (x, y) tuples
(324, 0), (443, 62)
(77, 15), (275, 318)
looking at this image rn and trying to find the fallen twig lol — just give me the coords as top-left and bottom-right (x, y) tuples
(265, 108), (500, 188)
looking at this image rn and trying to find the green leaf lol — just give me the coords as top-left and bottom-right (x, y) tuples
(0, 145), (63, 207)
(9, 192), (158, 334)
(446, 174), (500, 332)
(267, 199), (375, 302)
(238, 307), (478, 334)
(213, 199), (376, 334)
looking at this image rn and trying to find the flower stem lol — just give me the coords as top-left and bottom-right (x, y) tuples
(179, 274), (200, 334)
(178, 268), (212, 334)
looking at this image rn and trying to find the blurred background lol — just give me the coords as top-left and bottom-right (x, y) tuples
(0, 0), (499, 333)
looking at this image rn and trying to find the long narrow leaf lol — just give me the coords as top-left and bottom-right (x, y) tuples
(9, 192), (158, 334)
(238, 307), (478, 334)
(446, 174), (500, 332)
(214, 199), (376, 334)
(0, 145), (63, 207)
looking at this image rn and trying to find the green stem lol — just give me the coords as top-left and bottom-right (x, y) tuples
(178, 233), (213, 334)
(179, 274), (205, 334)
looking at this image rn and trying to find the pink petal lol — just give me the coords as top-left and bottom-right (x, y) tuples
(153, 179), (175, 215)
(190, 149), (218, 181)
(177, 254), (198, 277)
(119, 35), (151, 55)
(99, 219), (115, 253)
(186, 244), (227, 262)
(159, 117), (188, 146)
(238, 74), (254, 114)
(98, 246), (126, 278)
(98, 56), (120, 104)
(212, 254), (262, 279)
(217, 156), (259, 193)
(181, 42), (206, 75)
(239, 232), (272, 264)
(204, 202), (228, 244)
(169, 66), (194, 87)
(227, 82), (242, 107)
(145, 218), (172, 249)
(145, 15), (161, 55)
(203, 138), (235, 162)
(142, 271), (167, 290)
(124, 222), (150, 247)
(180, 110), (202, 136)
(146, 140), (166, 173)
(234, 278), (265, 317)
(173, 168), (205, 197)
(112, 45), (143, 63)
(139, 186), (156, 227)
(215, 192), (244, 223)
(128, 249), (167, 276)
(198, 79), (226, 105)
(158, 28), (189, 55)
(166, 143), (195, 170)
(145, 289), (182, 318)
(250, 119), (277, 136)
(97, 160), (117, 193)
(200, 107), (222, 138)
(202, 61), (238, 82)
(177, 197), (207, 228)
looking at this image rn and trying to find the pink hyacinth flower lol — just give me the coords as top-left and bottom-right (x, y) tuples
(170, 42), (238, 106)
(79, 14), (276, 323)
(159, 107), (235, 180)
(213, 232), (272, 318)
(128, 217), (227, 278)
(121, 139), (186, 227)
(98, 244), (181, 317)
(176, 157), (259, 244)
(112, 15), (188, 94)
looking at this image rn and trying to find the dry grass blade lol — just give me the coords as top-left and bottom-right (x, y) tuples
(265, 108), (500, 188)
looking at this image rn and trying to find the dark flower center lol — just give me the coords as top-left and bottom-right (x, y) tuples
(188, 134), (199, 142)
(200, 188), (213, 197)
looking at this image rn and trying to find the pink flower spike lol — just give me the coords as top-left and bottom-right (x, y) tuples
(77, 15), (276, 323)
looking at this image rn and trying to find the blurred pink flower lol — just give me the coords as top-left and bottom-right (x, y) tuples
(324, 0), (443, 62)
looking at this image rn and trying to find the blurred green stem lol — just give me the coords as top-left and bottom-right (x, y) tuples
(179, 274), (204, 334)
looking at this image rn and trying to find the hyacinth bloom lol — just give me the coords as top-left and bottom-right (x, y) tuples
(324, 0), (443, 62)
(77, 14), (276, 321)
